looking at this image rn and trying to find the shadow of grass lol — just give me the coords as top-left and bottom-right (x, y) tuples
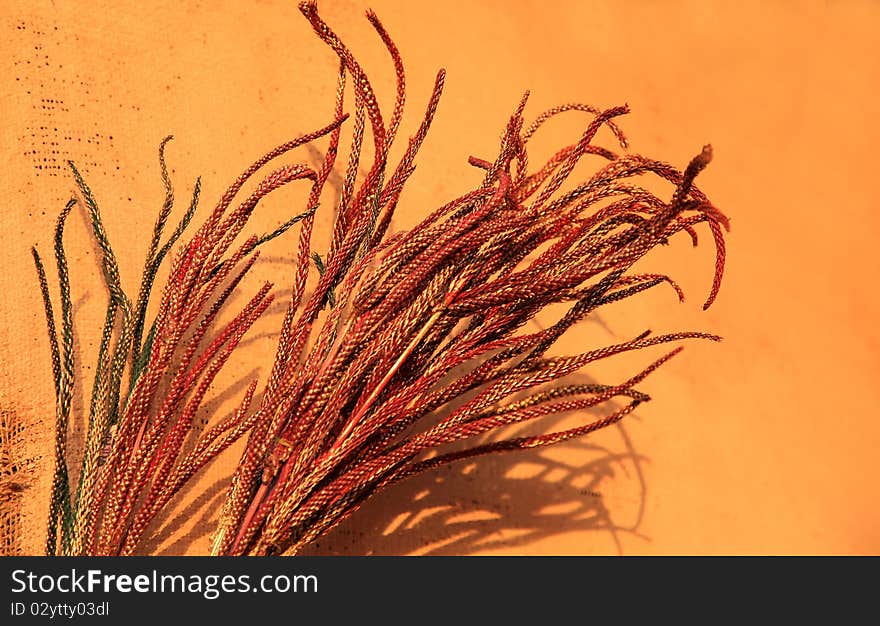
(300, 417), (649, 556)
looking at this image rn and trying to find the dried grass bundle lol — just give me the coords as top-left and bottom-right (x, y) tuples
(32, 2), (728, 556)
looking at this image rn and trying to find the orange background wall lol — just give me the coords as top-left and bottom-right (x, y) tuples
(1, 0), (877, 555)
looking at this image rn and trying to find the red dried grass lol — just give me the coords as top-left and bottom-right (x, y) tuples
(34, 2), (728, 556)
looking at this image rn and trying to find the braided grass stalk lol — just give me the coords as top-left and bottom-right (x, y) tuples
(32, 2), (729, 556)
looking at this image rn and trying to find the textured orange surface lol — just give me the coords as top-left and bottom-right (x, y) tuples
(1, 0), (878, 555)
